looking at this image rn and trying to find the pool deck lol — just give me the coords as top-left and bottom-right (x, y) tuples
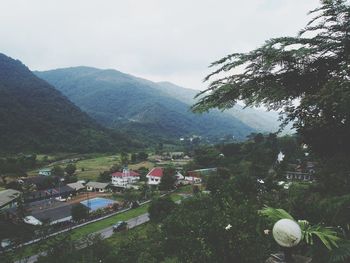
(28, 192), (115, 222)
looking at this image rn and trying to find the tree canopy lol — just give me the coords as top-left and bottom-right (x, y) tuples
(193, 0), (350, 157)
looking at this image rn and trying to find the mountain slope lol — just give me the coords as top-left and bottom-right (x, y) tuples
(36, 67), (255, 141)
(156, 81), (284, 133)
(0, 54), (137, 153)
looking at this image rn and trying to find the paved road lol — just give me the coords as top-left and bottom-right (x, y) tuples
(14, 194), (185, 263)
(15, 213), (150, 263)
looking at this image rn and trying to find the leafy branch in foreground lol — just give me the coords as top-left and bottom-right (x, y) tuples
(192, 0), (350, 157)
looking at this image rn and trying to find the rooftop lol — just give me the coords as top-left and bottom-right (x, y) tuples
(0, 189), (21, 208)
(86, 181), (109, 189)
(112, 170), (140, 177)
(147, 167), (163, 177)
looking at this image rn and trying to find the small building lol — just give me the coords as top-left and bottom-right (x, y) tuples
(184, 176), (202, 184)
(0, 189), (21, 212)
(25, 185), (75, 202)
(67, 182), (85, 192)
(111, 168), (140, 188)
(175, 171), (185, 180)
(285, 171), (313, 181)
(38, 168), (52, 176)
(146, 167), (163, 185)
(86, 182), (109, 192)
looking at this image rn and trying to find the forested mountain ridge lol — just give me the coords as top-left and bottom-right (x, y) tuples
(0, 53), (139, 153)
(36, 67), (262, 141)
(156, 81), (285, 133)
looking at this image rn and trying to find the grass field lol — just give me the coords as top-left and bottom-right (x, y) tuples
(128, 161), (154, 170)
(74, 154), (119, 180)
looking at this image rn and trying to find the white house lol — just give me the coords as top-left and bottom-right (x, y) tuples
(146, 167), (163, 185)
(38, 168), (52, 176)
(184, 176), (202, 184)
(86, 182), (109, 192)
(111, 169), (140, 188)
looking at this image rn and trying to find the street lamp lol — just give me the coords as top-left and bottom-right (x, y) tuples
(272, 219), (302, 262)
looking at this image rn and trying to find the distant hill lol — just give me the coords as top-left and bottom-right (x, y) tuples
(156, 81), (285, 133)
(0, 54), (139, 153)
(36, 67), (256, 141)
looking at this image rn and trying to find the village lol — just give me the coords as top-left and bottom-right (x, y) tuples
(0, 151), (220, 248)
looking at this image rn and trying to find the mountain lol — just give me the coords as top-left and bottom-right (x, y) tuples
(35, 67), (255, 141)
(156, 81), (284, 133)
(0, 54), (139, 153)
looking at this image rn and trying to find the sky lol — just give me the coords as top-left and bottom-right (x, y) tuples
(0, 0), (320, 90)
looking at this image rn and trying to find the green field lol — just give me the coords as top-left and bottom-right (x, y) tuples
(74, 154), (120, 180)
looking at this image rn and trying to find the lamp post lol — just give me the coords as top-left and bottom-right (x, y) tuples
(272, 219), (302, 263)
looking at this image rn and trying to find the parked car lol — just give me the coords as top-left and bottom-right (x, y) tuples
(113, 221), (128, 232)
(55, 196), (67, 202)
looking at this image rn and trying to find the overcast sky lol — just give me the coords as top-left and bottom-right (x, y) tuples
(0, 0), (319, 90)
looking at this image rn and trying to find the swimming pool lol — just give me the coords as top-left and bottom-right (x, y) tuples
(80, 197), (115, 211)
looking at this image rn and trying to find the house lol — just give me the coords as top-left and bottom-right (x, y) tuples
(67, 182), (85, 192)
(18, 175), (54, 190)
(184, 176), (202, 184)
(146, 167), (163, 185)
(86, 182), (109, 192)
(38, 168), (52, 176)
(0, 189), (21, 212)
(285, 171), (313, 182)
(111, 168), (140, 188)
(24, 185), (75, 202)
(175, 171), (185, 180)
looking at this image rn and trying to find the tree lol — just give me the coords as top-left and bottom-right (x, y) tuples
(51, 165), (64, 177)
(120, 151), (129, 165)
(131, 153), (137, 163)
(65, 164), (76, 177)
(71, 203), (89, 222)
(148, 196), (176, 223)
(98, 171), (111, 182)
(192, 0), (350, 157)
(138, 152), (149, 161)
(159, 167), (176, 191)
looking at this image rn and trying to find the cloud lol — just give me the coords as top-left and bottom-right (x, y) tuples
(0, 0), (319, 89)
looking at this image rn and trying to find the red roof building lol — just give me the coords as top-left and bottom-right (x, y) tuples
(111, 170), (140, 177)
(146, 167), (163, 185)
(111, 169), (140, 188)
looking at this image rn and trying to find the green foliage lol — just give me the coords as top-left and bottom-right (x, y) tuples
(65, 164), (76, 176)
(71, 203), (89, 222)
(51, 165), (64, 177)
(161, 194), (271, 263)
(192, 0), (350, 157)
(148, 196), (176, 223)
(0, 53), (142, 153)
(159, 167), (176, 191)
(299, 220), (340, 250)
(259, 206), (295, 222)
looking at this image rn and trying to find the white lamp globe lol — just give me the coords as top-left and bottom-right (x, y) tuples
(272, 219), (302, 247)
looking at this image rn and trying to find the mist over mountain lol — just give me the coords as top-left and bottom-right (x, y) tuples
(36, 67), (260, 141)
(156, 81), (285, 133)
(0, 54), (138, 153)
